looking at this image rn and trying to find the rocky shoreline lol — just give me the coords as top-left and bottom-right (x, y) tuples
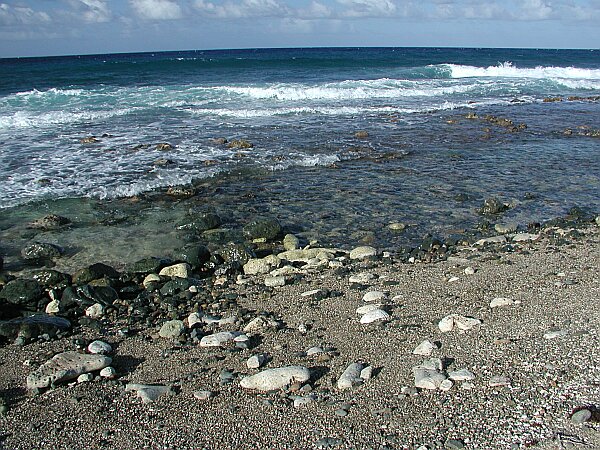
(0, 208), (599, 449)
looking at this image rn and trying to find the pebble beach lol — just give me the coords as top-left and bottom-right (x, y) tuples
(0, 210), (599, 449)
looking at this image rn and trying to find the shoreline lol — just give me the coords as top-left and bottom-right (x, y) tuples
(0, 212), (599, 448)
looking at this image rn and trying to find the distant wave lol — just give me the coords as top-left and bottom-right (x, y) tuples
(444, 62), (600, 81)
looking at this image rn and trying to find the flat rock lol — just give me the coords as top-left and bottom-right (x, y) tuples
(338, 362), (369, 390)
(240, 366), (310, 391)
(27, 351), (112, 389)
(438, 314), (481, 332)
(544, 329), (568, 339)
(413, 340), (438, 356)
(349, 246), (377, 260)
(490, 297), (517, 308)
(193, 390), (215, 401)
(277, 248), (335, 263)
(512, 233), (540, 242)
(247, 354), (268, 369)
(125, 383), (174, 404)
(360, 308), (390, 324)
(448, 369), (475, 381)
(159, 320), (185, 338)
(349, 272), (376, 284)
(362, 291), (387, 302)
(159, 263), (191, 279)
(264, 276), (286, 287)
(571, 409), (592, 424)
(356, 304), (382, 315)
(475, 235), (507, 246)
(200, 331), (244, 347)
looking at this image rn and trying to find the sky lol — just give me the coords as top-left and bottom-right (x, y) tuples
(0, 0), (599, 57)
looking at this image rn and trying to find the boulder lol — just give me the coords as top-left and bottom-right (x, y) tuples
(0, 279), (43, 307)
(21, 242), (63, 260)
(243, 217), (282, 241)
(73, 263), (119, 285)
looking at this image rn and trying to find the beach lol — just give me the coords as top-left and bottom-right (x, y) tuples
(0, 213), (599, 449)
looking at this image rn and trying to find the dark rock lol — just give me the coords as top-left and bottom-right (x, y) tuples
(0, 314), (70, 342)
(243, 217), (282, 241)
(178, 212), (222, 233)
(73, 263), (120, 285)
(479, 197), (509, 215)
(0, 279), (43, 307)
(160, 278), (192, 296)
(0, 256), (3, 271)
(213, 261), (243, 279)
(61, 285), (118, 308)
(28, 214), (71, 230)
(227, 139), (253, 149)
(21, 242), (63, 260)
(174, 245), (211, 269)
(31, 270), (71, 290)
(126, 257), (171, 274)
(214, 243), (255, 265)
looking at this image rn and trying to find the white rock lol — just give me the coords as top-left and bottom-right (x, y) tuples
(420, 358), (443, 371)
(475, 235), (507, 246)
(159, 262), (191, 278)
(438, 314), (481, 332)
(27, 351), (112, 389)
(448, 369), (475, 381)
(202, 315), (237, 326)
(293, 396), (315, 407)
(489, 376), (511, 387)
(277, 248), (335, 263)
(200, 331), (244, 347)
(233, 334), (249, 342)
(244, 256), (281, 275)
(362, 291), (387, 302)
(243, 316), (277, 333)
(349, 246), (377, 260)
(240, 366), (310, 391)
(77, 373), (93, 383)
(438, 315), (456, 332)
(193, 390), (215, 401)
(45, 300), (61, 314)
(359, 366), (373, 381)
(187, 312), (202, 328)
(413, 368), (447, 390)
(439, 379), (453, 391)
(247, 354), (267, 369)
(349, 272), (376, 284)
(159, 320), (185, 339)
(490, 297), (516, 308)
(337, 362), (365, 390)
(464, 266), (476, 275)
(360, 308), (390, 324)
(447, 276), (460, 283)
(85, 303), (104, 319)
(543, 329), (568, 339)
(100, 366), (117, 379)
(413, 340), (437, 356)
(356, 304), (382, 315)
(512, 233), (540, 242)
(306, 346), (324, 356)
(461, 382), (475, 390)
(142, 273), (161, 288)
(264, 275), (286, 287)
(87, 340), (112, 355)
(283, 234), (300, 251)
(125, 383), (174, 404)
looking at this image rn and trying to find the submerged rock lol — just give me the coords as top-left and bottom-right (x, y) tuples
(21, 242), (63, 260)
(240, 366), (310, 391)
(27, 351), (111, 389)
(243, 217), (282, 241)
(28, 214), (71, 231)
(0, 279), (43, 307)
(479, 197), (509, 215)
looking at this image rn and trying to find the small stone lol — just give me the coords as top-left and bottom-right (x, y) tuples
(438, 315), (455, 332)
(77, 373), (93, 383)
(247, 354), (267, 370)
(439, 379), (453, 391)
(85, 303), (105, 319)
(490, 297), (516, 308)
(159, 320), (185, 339)
(264, 276), (286, 287)
(87, 340), (112, 355)
(489, 376), (511, 387)
(362, 291), (387, 302)
(495, 223), (518, 234)
(240, 366), (310, 391)
(360, 308), (390, 324)
(512, 233), (540, 242)
(388, 222), (406, 232)
(100, 366), (117, 379)
(359, 366), (373, 381)
(475, 235), (507, 246)
(306, 346), (324, 356)
(335, 408), (348, 417)
(544, 329), (567, 339)
(193, 390), (215, 401)
(464, 266), (476, 275)
(301, 289), (328, 300)
(200, 331), (244, 347)
(125, 384), (174, 404)
(356, 304), (382, 315)
(349, 272), (376, 284)
(460, 382), (474, 390)
(448, 369), (475, 381)
(293, 396), (315, 408)
(337, 362), (369, 390)
(571, 409), (592, 424)
(159, 263), (191, 279)
(439, 314), (481, 332)
(413, 340), (437, 356)
(187, 312), (202, 328)
(445, 438), (465, 449)
(447, 276), (460, 283)
(45, 300), (61, 314)
(349, 246), (377, 260)
(142, 274), (161, 288)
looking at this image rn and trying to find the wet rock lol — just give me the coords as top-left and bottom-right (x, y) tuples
(0, 279), (43, 307)
(180, 212), (222, 233)
(349, 246), (377, 260)
(240, 366), (310, 391)
(227, 139), (253, 149)
(73, 263), (119, 285)
(479, 197), (509, 215)
(159, 263), (191, 279)
(354, 131), (369, 138)
(80, 136), (99, 144)
(21, 242), (63, 260)
(125, 383), (174, 404)
(388, 222), (406, 232)
(360, 308), (390, 324)
(243, 217), (282, 241)
(27, 351), (112, 389)
(159, 320), (185, 339)
(215, 243), (255, 265)
(174, 244), (211, 269)
(28, 214), (71, 231)
(31, 270), (71, 289)
(126, 257), (170, 274)
(0, 314), (70, 342)
(61, 285), (118, 308)
(156, 142), (174, 151)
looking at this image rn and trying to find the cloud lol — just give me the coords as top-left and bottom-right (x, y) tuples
(194, 0), (288, 19)
(68, 0), (112, 23)
(0, 3), (51, 26)
(336, 0), (397, 17)
(130, 0), (183, 20)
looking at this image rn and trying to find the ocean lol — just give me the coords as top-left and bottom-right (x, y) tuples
(0, 47), (599, 267)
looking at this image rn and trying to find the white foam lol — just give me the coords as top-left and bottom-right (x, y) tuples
(446, 62), (600, 81)
(0, 108), (136, 130)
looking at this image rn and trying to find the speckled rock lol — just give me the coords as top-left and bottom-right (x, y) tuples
(349, 246), (377, 260)
(240, 366), (310, 391)
(159, 320), (185, 339)
(27, 351), (112, 389)
(87, 340), (112, 354)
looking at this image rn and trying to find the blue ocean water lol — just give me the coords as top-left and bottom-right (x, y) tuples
(0, 47), (599, 259)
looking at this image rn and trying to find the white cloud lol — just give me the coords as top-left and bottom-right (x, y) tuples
(0, 3), (51, 25)
(194, 0), (288, 18)
(69, 0), (112, 23)
(130, 0), (183, 20)
(336, 0), (397, 17)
